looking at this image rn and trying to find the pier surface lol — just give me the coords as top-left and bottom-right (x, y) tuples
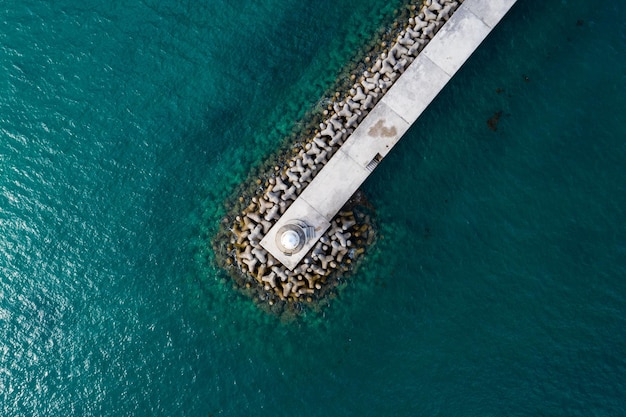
(261, 0), (517, 270)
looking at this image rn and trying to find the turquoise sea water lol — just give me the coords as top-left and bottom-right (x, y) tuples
(1, 0), (625, 415)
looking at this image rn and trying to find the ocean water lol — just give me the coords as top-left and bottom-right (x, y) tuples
(1, 0), (625, 415)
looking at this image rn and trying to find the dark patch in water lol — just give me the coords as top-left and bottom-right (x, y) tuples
(487, 110), (503, 131)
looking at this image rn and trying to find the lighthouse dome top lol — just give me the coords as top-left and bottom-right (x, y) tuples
(275, 221), (314, 255)
(280, 230), (300, 251)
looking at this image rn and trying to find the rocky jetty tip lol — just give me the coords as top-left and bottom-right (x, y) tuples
(214, 0), (464, 315)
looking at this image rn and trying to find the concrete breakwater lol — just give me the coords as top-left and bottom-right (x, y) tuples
(215, 0), (464, 312)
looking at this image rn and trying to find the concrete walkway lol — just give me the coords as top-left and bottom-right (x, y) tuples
(261, 0), (518, 270)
